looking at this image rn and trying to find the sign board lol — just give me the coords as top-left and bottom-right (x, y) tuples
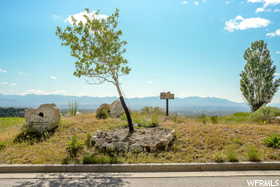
(160, 92), (175, 100)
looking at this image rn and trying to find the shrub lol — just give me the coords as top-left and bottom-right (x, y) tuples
(66, 136), (84, 158)
(264, 134), (280, 148)
(250, 106), (280, 123)
(61, 157), (70, 164)
(213, 152), (225, 163)
(210, 116), (218, 124)
(247, 146), (261, 162)
(82, 153), (118, 164)
(14, 128), (52, 144)
(0, 141), (7, 151)
(85, 133), (92, 148)
(96, 104), (110, 119)
(226, 150), (239, 162)
(232, 138), (243, 146)
(68, 100), (78, 116)
(141, 107), (164, 115)
(150, 113), (159, 127)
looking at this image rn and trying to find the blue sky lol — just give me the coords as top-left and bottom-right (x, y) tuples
(0, 0), (280, 102)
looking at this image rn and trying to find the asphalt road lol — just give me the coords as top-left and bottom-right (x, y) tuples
(0, 171), (280, 187)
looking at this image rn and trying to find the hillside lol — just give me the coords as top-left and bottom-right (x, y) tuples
(1, 111), (280, 164)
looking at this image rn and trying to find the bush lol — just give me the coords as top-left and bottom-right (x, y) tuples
(226, 150), (239, 162)
(250, 106), (280, 123)
(68, 100), (78, 116)
(150, 113), (159, 127)
(0, 141), (7, 151)
(82, 153), (118, 164)
(131, 112), (158, 128)
(85, 133), (92, 148)
(141, 107), (164, 115)
(14, 128), (53, 144)
(247, 146), (261, 162)
(210, 116), (218, 124)
(232, 138), (243, 146)
(213, 152), (225, 163)
(66, 136), (84, 158)
(264, 134), (280, 148)
(96, 104), (110, 119)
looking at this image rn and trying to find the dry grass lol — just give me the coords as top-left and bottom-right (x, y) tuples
(1, 113), (280, 164)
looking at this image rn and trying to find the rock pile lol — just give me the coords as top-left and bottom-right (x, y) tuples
(91, 128), (176, 153)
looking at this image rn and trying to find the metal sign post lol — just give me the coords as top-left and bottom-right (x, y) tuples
(160, 92), (175, 116)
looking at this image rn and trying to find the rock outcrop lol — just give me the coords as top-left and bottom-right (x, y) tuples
(91, 128), (176, 153)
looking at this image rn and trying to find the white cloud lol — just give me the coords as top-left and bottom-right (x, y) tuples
(181, 0), (188, 5)
(248, 0), (280, 8)
(266, 28), (280, 37)
(264, 0), (280, 7)
(0, 82), (16, 86)
(194, 1), (200, 5)
(0, 68), (7, 73)
(276, 51), (280, 54)
(66, 10), (108, 25)
(256, 7), (266, 12)
(0, 82), (9, 85)
(224, 16), (270, 32)
(146, 81), (153, 85)
(225, 1), (231, 4)
(21, 89), (67, 95)
(50, 76), (57, 80)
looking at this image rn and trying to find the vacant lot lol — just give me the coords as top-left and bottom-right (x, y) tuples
(0, 113), (280, 164)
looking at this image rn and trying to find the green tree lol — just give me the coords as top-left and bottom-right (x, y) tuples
(56, 9), (134, 133)
(240, 40), (280, 112)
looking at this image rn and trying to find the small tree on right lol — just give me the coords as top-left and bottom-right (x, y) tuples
(240, 40), (280, 112)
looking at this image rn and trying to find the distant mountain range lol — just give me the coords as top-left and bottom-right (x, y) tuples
(0, 94), (251, 116)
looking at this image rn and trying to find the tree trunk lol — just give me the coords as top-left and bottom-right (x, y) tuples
(251, 103), (264, 112)
(115, 82), (134, 133)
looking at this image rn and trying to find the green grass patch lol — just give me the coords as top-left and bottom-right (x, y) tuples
(247, 146), (261, 162)
(264, 134), (280, 148)
(0, 117), (25, 131)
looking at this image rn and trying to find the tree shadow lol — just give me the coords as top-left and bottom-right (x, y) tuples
(13, 173), (130, 187)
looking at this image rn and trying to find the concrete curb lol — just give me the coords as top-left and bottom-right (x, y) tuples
(0, 162), (280, 173)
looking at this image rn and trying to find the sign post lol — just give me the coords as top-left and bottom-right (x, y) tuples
(160, 92), (175, 116)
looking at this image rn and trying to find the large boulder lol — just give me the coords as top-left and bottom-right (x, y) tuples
(24, 104), (60, 133)
(96, 104), (111, 119)
(110, 100), (124, 118)
(91, 128), (176, 153)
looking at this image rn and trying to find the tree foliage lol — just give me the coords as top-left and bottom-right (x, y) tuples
(240, 40), (280, 112)
(56, 9), (130, 85)
(56, 9), (134, 133)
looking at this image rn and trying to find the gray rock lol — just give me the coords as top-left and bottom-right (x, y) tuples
(24, 104), (60, 133)
(91, 128), (176, 153)
(110, 100), (124, 118)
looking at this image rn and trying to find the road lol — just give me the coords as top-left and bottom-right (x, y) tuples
(0, 171), (279, 187)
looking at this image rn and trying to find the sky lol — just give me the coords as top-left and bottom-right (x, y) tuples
(0, 0), (280, 103)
